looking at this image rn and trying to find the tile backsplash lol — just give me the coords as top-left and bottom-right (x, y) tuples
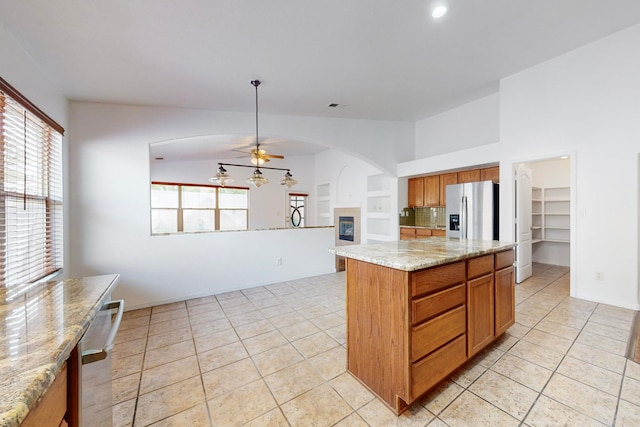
(399, 206), (446, 228)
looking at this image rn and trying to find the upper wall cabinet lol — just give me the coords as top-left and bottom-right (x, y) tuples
(424, 176), (440, 207)
(439, 173), (458, 206)
(481, 166), (500, 183)
(457, 169), (481, 184)
(408, 177), (424, 208)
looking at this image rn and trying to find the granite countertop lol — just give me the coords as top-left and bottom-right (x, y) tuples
(0, 274), (120, 427)
(330, 237), (515, 271)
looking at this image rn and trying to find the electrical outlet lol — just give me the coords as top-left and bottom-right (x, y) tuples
(595, 272), (604, 280)
(276, 257), (282, 266)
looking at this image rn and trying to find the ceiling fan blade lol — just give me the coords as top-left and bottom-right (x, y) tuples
(265, 154), (285, 159)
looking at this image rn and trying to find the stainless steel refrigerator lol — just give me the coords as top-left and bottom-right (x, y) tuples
(446, 181), (499, 240)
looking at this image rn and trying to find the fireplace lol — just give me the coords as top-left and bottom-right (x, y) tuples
(338, 216), (355, 242)
(334, 208), (360, 272)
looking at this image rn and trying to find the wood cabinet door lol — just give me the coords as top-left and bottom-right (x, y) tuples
(481, 166), (500, 183)
(423, 175), (440, 206)
(415, 228), (432, 238)
(400, 227), (416, 240)
(408, 178), (424, 207)
(467, 273), (494, 357)
(439, 173), (458, 206)
(494, 266), (515, 336)
(457, 169), (481, 184)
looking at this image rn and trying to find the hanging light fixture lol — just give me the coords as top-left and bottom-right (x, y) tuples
(209, 79), (298, 189)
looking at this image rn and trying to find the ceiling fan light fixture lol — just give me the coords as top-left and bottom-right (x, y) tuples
(280, 170), (298, 189)
(432, 4), (448, 19)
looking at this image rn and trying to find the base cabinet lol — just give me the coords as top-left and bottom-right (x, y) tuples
(346, 248), (514, 415)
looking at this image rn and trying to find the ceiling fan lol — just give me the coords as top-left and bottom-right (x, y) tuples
(232, 80), (285, 165)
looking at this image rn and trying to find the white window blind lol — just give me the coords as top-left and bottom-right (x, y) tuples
(0, 80), (64, 296)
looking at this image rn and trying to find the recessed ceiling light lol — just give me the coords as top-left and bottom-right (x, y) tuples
(432, 5), (448, 19)
(560, 156), (569, 159)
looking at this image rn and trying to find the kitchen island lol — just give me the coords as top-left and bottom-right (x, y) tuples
(0, 274), (120, 427)
(331, 237), (515, 414)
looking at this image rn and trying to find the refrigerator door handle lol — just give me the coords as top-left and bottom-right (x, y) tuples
(461, 196), (468, 239)
(81, 299), (125, 365)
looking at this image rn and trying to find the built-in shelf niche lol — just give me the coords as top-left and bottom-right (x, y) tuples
(317, 183), (331, 226)
(532, 186), (570, 244)
(366, 174), (393, 242)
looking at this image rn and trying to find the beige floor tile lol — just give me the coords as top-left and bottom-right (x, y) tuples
(114, 325), (149, 344)
(190, 318), (232, 338)
(134, 376), (205, 426)
(577, 329), (628, 356)
(325, 324), (347, 345)
(471, 344), (505, 368)
(193, 328), (239, 354)
(207, 379), (277, 426)
(148, 317), (191, 336)
(310, 312), (345, 331)
(201, 357), (261, 399)
(222, 302), (256, 318)
(508, 339), (564, 370)
(185, 294), (219, 308)
(119, 314), (151, 331)
(534, 318), (581, 341)
(112, 398), (136, 427)
(469, 370), (538, 420)
(264, 360), (324, 404)
(544, 312), (589, 329)
(113, 352), (143, 379)
(113, 372), (140, 405)
(244, 407), (290, 427)
(490, 353), (552, 392)
(359, 396), (435, 426)
(150, 307), (187, 324)
(145, 327), (192, 351)
(439, 391), (519, 427)
(594, 304), (637, 321)
(139, 355), (200, 395)
(616, 399), (640, 426)
(419, 379), (463, 415)
(333, 412), (369, 427)
(143, 339), (195, 370)
(187, 308), (226, 326)
(281, 384), (353, 426)
(590, 313), (633, 331)
(113, 337), (147, 360)
(627, 360), (640, 380)
(298, 305), (333, 319)
(234, 319), (275, 340)
(493, 333), (519, 352)
(217, 295), (250, 308)
(242, 330), (288, 355)
(227, 309), (267, 327)
(543, 373), (617, 425)
(269, 311), (306, 329)
(259, 303), (295, 319)
(250, 296), (283, 310)
(292, 331), (339, 359)
(568, 341), (627, 374)
(620, 376), (640, 406)
(514, 311), (542, 327)
(197, 341), (248, 373)
(279, 320), (321, 341)
(307, 346), (346, 380)
(251, 343), (304, 376)
(521, 328), (574, 354)
(525, 394), (606, 426)
(330, 372), (375, 410)
(583, 319), (632, 342)
(151, 301), (186, 314)
(449, 360), (487, 388)
(556, 356), (622, 396)
(148, 403), (210, 426)
(122, 307), (151, 320)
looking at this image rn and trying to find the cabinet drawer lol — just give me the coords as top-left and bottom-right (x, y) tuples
(411, 334), (467, 399)
(467, 255), (494, 279)
(495, 249), (514, 270)
(412, 305), (466, 362)
(431, 229), (446, 237)
(400, 227), (416, 240)
(415, 228), (432, 238)
(412, 284), (465, 325)
(411, 261), (465, 298)
(22, 364), (67, 427)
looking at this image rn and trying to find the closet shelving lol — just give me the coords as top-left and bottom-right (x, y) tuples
(532, 186), (570, 244)
(366, 174), (392, 243)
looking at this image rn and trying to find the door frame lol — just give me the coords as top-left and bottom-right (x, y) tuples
(511, 152), (577, 298)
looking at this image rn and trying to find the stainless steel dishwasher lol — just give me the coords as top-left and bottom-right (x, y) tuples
(77, 298), (124, 426)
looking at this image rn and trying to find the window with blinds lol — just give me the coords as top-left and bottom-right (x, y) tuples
(0, 78), (64, 297)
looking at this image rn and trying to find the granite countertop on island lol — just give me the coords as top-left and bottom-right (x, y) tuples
(330, 236), (515, 271)
(0, 274), (120, 427)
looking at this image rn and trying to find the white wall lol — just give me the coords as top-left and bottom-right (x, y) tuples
(150, 154), (317, 229)
(415, 93), (499, 158)
(0, 24), (71, 277)
(401, 23), (640, 310)
(68, 102), (409, 309)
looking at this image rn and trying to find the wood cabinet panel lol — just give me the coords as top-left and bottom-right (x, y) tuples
(408, 178), (424, 208)
(412, 305), (466, 361)
(495, 266), (515, 336)
(411, 334), (466, 399)
(481, 166), (500, 183)
(424, 175), (440, 207)
(467, 254), (494, 279)
(431, 229), (446, 237)
(400, 227), (416, 240)
(346, 258), (410, 411)
(412, 284), (465, 325)
(457, 169), (481, 183)
(22, 364), (67, 427)
(439, 172), (458, 206)
(467, 274), (495, 357)
(411, 261), (465, 298)
(415, 228), (432, 238)
(495, 249), (514, 270)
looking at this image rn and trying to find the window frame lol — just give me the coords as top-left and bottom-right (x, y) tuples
(289, 192), (307, 228)
(151, 181), (249, 234)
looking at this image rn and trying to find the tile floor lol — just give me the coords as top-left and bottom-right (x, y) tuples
(111, 263), (640, 426)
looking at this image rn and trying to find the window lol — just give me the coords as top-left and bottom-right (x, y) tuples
(0, 78), (64, 296)
(151, 182), (248, 234)
(289, 193), (307, 228)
